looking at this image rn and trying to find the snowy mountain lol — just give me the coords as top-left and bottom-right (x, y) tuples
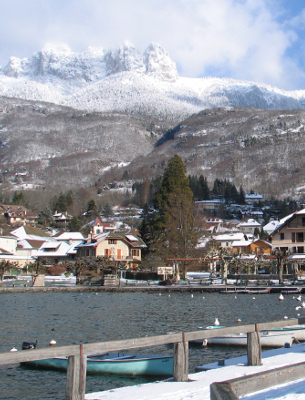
(1, 42), (305, 120)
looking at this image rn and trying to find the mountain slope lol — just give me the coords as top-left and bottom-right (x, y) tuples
(124, 107), (305, 199)
(0, 97), (170, 189)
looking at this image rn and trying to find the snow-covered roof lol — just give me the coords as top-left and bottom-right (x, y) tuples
(263, 220), (280, 233)
(237, 219), (261, 227)
(245, 193), (263, 199)
(213, 232), (245, 242)
(54, 232), (85, 241)
(35, 241), (76, 257)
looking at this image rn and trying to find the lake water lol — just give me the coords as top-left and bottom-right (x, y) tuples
(0, 290), (302, 400)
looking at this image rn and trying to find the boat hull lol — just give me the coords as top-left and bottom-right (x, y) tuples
(206, 332), (294, 347)
(21, 352), (173, 376)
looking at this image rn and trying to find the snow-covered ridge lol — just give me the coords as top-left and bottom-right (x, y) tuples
(1, 42), (305, 120)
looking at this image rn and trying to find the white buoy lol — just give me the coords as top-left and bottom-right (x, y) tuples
(237, 318), (241, 323)
(284, 316), (289, 320)
(252, 297), (256, 300)
(191, 294), (194, 298)
(297, 313), (301, 317)
(302, 302), (305, 309)
(297, 296), (302, 301)
(202, 296), (205, 299)
(234, 296), (237, 299)
(279, 293), (284, 301)
(214, 318), (220, 326)
(49, 340), (57, 346)
(10, 347), (18, 352)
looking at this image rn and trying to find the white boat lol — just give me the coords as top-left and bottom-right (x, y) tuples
(267, 325), (305, 342)
(205, 331), (295, 347)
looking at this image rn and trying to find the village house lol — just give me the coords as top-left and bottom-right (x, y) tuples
(213, 232), (247, 249)
(267, 209), (305, 255)
(89, 216), (117, 234)
(232, 238), (272, 255)
(245, 193), (263, 205)
(76, 231), (146, 269)
(0, 204), (37, 226)
(237, 219), (261, 235)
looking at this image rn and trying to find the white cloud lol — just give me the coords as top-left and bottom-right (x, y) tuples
(0, 0), (304, 89)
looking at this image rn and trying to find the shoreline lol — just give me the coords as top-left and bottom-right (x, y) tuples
(0, 284), (304, 293)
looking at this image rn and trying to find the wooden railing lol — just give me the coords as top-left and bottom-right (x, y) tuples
(1, 317), (305, 400)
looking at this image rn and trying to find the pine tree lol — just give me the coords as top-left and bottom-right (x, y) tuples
(152, 155), (197, 278)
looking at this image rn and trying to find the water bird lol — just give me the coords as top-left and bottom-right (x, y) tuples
(234, 296), (237, 299)
(202, 296), (205, 299)
(10, 347), (18, 352)
(252, 297), (256, 300)
(302, 302), (305, 308)
(283, 316), (289, 320)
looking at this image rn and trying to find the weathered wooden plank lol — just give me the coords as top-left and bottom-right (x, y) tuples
(173, 335), (188, 382)
(82, 333), (184, 355)
(210, 382), (239, 400)
(228, 361), (305, 398)
(65, 345), (87, 400)
(0, 345), (79, 365)
(247, 328), (262, 366)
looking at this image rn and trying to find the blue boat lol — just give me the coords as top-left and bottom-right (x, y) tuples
(21, 350), (173, 376)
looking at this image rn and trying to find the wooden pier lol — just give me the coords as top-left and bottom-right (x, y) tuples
(1, 317), (305, 400)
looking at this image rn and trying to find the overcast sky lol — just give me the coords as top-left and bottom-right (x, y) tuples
(1, 0), (305, 90)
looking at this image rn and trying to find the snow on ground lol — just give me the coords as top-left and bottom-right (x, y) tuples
(85, 344), (305, 400)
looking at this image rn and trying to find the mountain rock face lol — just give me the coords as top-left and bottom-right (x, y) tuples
(1, 43), (305, 121)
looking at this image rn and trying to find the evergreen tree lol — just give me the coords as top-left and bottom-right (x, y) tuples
(37, 207), (54, 226)
(103, 203), (113, 218)
(198, 175), (210, 200)
(86, 199), (98, 216)
(69, 216), (82, 232)
(11, 191), (24, 205)
(152, 155), (197, 278)
(56, 193), (68, 212)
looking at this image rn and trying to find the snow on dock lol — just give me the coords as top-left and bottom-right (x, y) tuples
(85, 343), (305, 400)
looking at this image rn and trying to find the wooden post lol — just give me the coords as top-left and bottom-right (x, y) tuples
(173, 333), (188, 381)
(66, 344), (87, 400)
(247, 325), (262, 366)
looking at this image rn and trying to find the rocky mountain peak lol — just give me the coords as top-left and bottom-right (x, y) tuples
(104, 41), (145, 75)
(144, 43), (178, 81)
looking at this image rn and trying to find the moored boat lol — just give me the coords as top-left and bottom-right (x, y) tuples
(203, 331), (295, 347)
(19, 343), (173, 376)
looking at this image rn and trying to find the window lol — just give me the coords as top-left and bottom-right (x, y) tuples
(302, 217), (305, 227)
(280, 233), (284, 240)
(105, 249), (110, 256)
(117, 249), (122, 259)
(131, 249), (140, 257)
(292, 233), (296, 243)
(298, 247), (304, 253)
(297, 232), (304, 242)
(108, 239), (117, 244)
